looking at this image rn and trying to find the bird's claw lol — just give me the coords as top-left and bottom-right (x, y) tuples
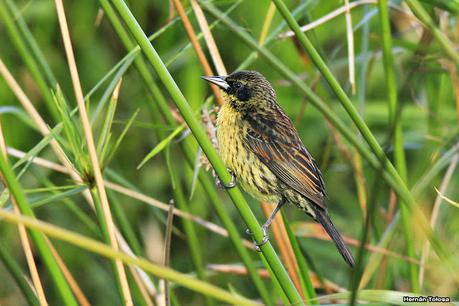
(214, 168), (237, 189)
(245, 227), (269, 252)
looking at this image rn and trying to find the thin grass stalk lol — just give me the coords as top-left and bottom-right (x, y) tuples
(267, 0), (452, 265)
(0, 0), (58, 120)
(190, 0), (227, 75)
(168, 160), (216, 306)
(355, 4), (371, 217)
(261, 204), (304, 298)
(110, 193), (143, 255)
(278, 0), (377, 39)
(377, 0), (418, 292)
(171, 0), (223, 105)
(116, 233), (159, 302)
(236, 0), (311, 72)
(350, 172), (383, 305)
(0, 242), (40, 306)
(260, 255), (290, 306)
(5, 0), (57, 86)
(412, 141), (459, 196)
(96, 79), (121, 155)
(109, 0), (304, 304)
(444, 63), (459, 124)
(33, 174), (100, 238)
(419, 154), (458, 289)
(258, 3), (277, 45)
(357, 5), (370, 115)
(353, 152), (367, 217)
(46, 239), (91, 306)
(98, 1), (274, 303)
(91, 187), (130, 301)
(97, 0), (173, 118)
(405, 0), (459, 66)
(281, 212), (317, 304)
(12, 206), (48, 305)
(128, 265), (155, 306)
(344, 0), (356, 94)
(163, 200), (175, 306)
(0, 153), (78, 305)
(53, 0), (133, 303)
(0, 122), (48, 305)
(0, 209), (263, 306)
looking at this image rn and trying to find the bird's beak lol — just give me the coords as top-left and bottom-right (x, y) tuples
(200, 75), (230, 90)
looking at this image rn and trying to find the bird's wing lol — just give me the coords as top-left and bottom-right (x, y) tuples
(243, 108), (326, 208)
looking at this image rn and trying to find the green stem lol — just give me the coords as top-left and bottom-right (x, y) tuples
(377, 0), (418, 292)
(0, 151), (78, 306)
(168, 159), (216, 306)
(0, 0), (59, 120)
(281, 212), (317, 304)
(109, 192), (143, 256)
(90, 187), (127, 302)
(109, 0), (303, 304)
(0, 241), (40, 306)
(5, 0), (58, 86)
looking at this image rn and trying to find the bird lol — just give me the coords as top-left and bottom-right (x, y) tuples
(201, 70), (355, 267)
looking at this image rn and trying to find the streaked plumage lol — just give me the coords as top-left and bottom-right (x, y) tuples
(203, 70), (355, 267)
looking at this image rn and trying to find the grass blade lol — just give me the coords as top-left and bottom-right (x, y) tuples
(137, 124), (185, 170)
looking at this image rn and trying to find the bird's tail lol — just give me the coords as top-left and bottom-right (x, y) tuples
(312, 207), (355, 267)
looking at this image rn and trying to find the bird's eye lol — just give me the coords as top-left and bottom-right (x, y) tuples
(233, 82), (242, 89)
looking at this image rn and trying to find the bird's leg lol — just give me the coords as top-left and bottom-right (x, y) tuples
(213, 168), (237, 189)
(261, 198), (286, 232)
(246, 198), (287, 252)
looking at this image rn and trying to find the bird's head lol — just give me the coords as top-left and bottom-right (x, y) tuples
(201, 70), (276, 113)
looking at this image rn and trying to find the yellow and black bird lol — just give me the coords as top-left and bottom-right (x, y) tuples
(202, 70), (355, 267)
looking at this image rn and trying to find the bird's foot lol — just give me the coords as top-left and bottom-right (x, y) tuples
(245, 227), (269, 252)
(214, 168), (237, 189)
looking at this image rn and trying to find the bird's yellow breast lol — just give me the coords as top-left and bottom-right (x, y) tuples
(216, 103), (281, 203)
